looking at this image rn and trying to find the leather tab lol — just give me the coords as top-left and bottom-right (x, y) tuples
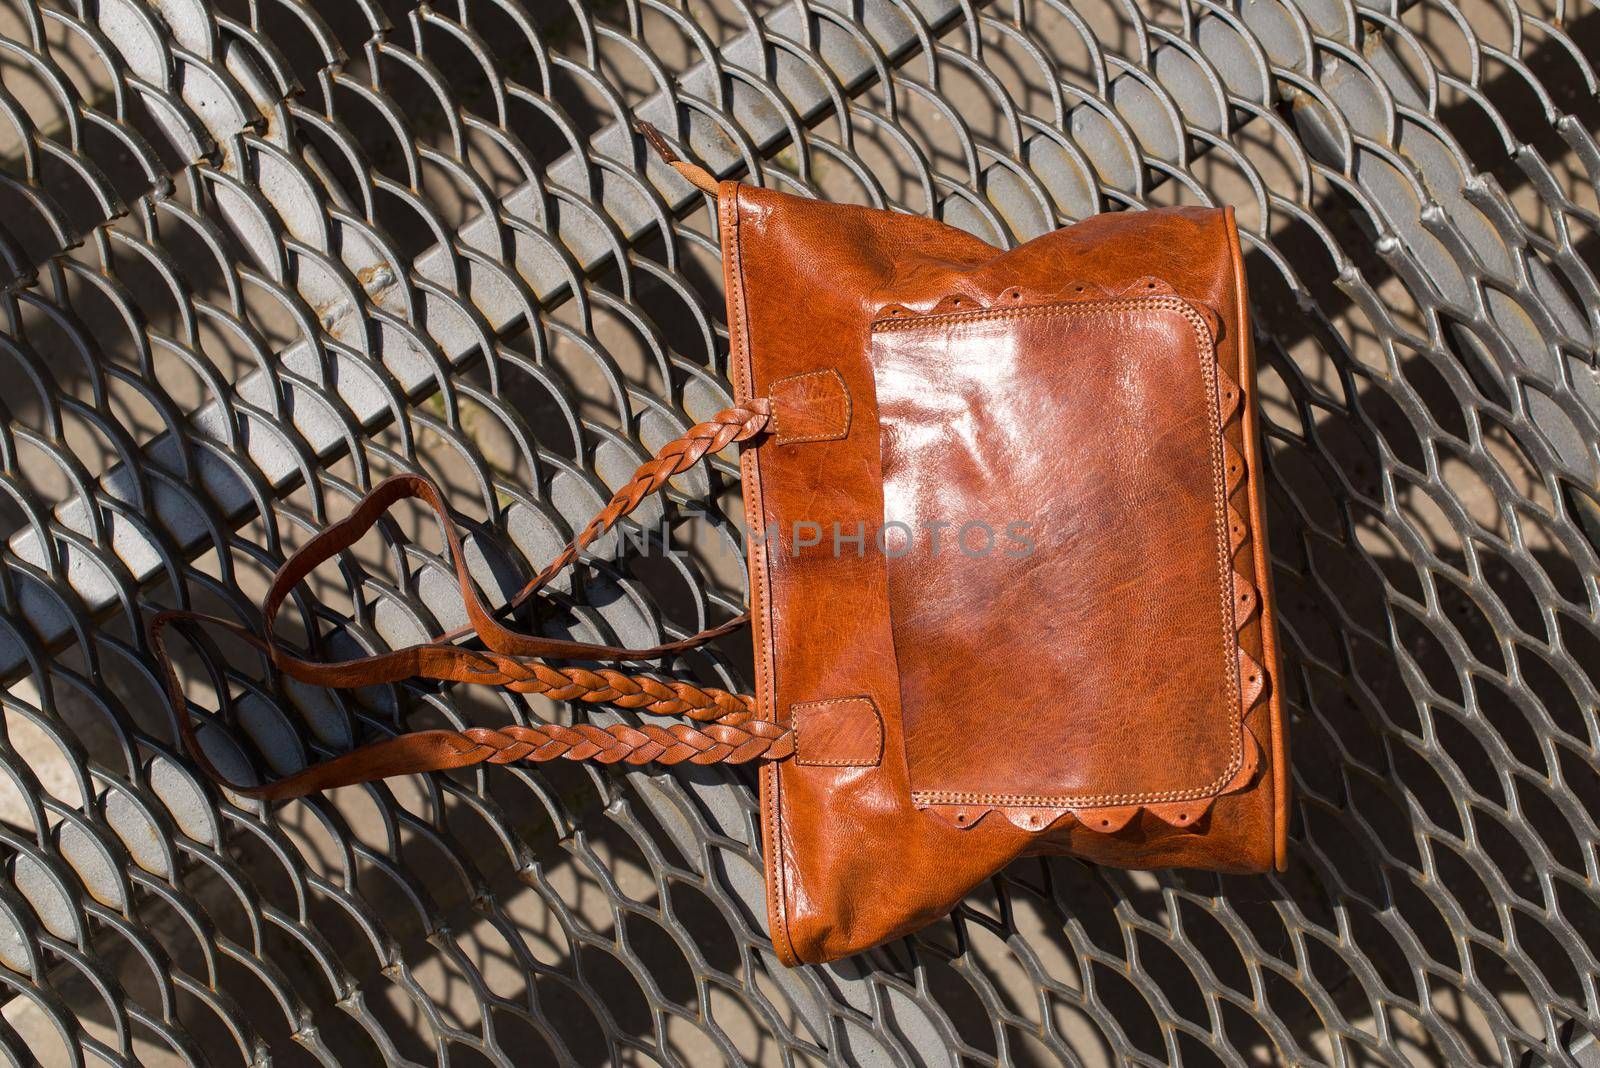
(1146, 797), (1215, 827)
(768, 368), (851, 445)
(1072, 805), (1140, 833)
(1217, 372), (1242, 421)
(1232, 572), (1259, 627)
(1227, 505), (1249, 555)
(1000, 807), (1072, 832)
(791, 696), (882, 767)
(1239, 649), (1267, 709)
(923, 805), (991, 830)
(1223, 438), (1246, 493)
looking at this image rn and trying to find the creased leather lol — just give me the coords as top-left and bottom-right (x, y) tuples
(723, 187), (1289, 966)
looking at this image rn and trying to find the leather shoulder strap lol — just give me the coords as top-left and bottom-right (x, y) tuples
(150, 402), (779, 800)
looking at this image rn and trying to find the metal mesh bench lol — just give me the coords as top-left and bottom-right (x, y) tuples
(0, 0), (1597, 1063)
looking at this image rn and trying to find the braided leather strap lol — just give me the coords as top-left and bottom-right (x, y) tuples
(435, 401), (771, 640)
(150, 403), (774, 800)
(494, 665), (756, 724)
(437, 721), (791, 767)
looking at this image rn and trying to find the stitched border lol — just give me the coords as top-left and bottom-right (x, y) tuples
(884, 295), (1246, 809)
(723, 185), (797, 966)
(791, 696), (883, 767)
(769, 368), (852, 445)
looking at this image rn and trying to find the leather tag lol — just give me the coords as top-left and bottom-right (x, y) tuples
(791, 697), (882, 767)
(768, 368), (851, 445)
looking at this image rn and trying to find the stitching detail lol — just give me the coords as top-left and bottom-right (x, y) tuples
(887, 295), (1245, 808)
(724, 186), (795, 965)
(873, 295), (1184, 332)
(763, 761), (790, 960)
(791, 696), (883, 767)
(769, 368), (852, 445)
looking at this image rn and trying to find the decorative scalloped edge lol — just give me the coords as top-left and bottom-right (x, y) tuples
(921, 732), (1263, 833)
(875, 277), (1225, 333)
(910, 276), (1269, 835)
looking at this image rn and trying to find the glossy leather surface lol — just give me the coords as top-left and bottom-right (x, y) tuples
(873, 298), (1239, 806)
(722, 185), (1287, 966)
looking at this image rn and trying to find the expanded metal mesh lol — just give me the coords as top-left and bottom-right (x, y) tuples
(0, 0), (1597, 1063)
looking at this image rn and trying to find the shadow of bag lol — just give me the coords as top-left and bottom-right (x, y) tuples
(151, 124), (1290, 967)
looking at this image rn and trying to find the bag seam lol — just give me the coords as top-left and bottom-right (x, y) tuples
(1227, 205), (1289, 869)
(723, 185), (798, 965)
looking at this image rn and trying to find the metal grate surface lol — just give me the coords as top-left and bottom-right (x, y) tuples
(0, 0), (1597, 1063)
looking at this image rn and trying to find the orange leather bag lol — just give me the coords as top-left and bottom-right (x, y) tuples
(152, 126), (1290, 966)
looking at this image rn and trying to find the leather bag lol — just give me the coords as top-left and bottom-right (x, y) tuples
(151, 125), (1290, 966)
